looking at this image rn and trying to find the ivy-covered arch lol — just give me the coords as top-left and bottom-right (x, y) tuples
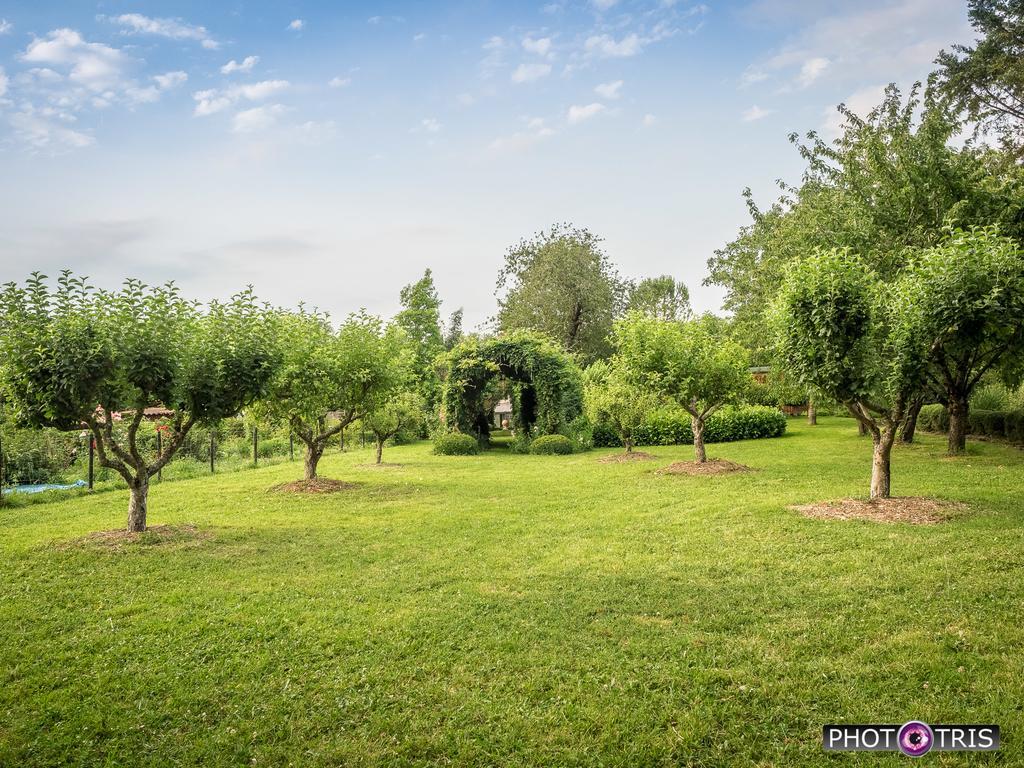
(439, 330), (583, 440)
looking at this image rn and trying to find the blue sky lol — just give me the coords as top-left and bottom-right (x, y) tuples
(0, 0), (972, 327)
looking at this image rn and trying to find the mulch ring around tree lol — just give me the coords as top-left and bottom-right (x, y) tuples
(268, 478), (358, 494)
(790, 497), (967, 525)
(598, 451), (657, 464)
(656, 459), (751, 476)
(55, 524), (211, 552)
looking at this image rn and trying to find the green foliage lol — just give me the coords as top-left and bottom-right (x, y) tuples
(591, 405), (787, 447)
(495, 224), (626, 364)
(432, 431), (479, 455)
(0, 427), (81, 485)
(439, 330), (584, 439)
(918, 404), (951, 433)
(707, 84), (1024, 361)
(583, 359), (659, 451)
(625, 276), (691, 321)
(258, 309), (409, 477)
(918, 404), (1024, 444)
(395, 269), (445, 407)
(971, 382), (1011, 411)
(773, 249), (927, 416)
(936, 0), (1024, 157)
(613, 313), (750, 419)
(529, 434), (573, 455)
(0, 272), (278, 527)
(905, 226), (1024, 424)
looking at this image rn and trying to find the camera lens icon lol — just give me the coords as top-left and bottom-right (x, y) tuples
(898, 721), (934, 757)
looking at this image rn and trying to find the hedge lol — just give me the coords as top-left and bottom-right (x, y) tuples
(919, 404), (1024, 443)
(593, 405), (787, 448)
(432, 432), (480, 455)
(529, 434), (574, 455)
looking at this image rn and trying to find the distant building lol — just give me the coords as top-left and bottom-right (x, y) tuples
(493, 398), (512, 428)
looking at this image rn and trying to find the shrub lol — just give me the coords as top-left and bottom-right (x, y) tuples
(971, 383), (1010, 411)
(594, 405), (786, 448)
(1, 428), (81, 485)
(918, 404), (1024, 444)
(507, 434), (532, 454)
(529, 434), (574, 455)
(918, 404), (950, 433)
(433, 432), (479, 455)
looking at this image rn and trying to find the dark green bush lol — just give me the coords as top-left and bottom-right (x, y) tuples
(593, 405), (787, 448)
(433, 432), (479, 455)
(918, 404), (1024, 444)
(529, 434), (574, 455)
(918, 404), (950, 433)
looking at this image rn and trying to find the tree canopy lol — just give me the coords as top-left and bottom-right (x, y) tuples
(395, 269), (445, 408)
(936, 0), (1024, 157)
(495, 223), (626, 364)
(0, 272), (277, 530)
(626, 276), (691, 322)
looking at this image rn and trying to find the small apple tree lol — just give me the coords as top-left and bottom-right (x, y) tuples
(0, 273), (278, 531)
(363, 391), (423, 464)
(613, 313), (749, 462)
(907, 226), (1024, 454)
(260, 310), (408, 481)
(774, 249), (928, 498)
(583, 359), (659, 453)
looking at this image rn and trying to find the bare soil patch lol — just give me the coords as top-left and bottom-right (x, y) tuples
(790, 496), (966, 525)
(268, 478), (358, 494)
(598, 451), (656, 464)
(656, 459), (750, 476)
(56, 524), (211, 551)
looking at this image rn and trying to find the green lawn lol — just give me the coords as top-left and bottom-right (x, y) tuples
(2, 418), (1022, 766)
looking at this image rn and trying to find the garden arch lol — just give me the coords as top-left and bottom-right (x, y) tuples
(439, 330), (583, 441)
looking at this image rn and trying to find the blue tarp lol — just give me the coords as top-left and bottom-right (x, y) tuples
(1, 480), (87, 495)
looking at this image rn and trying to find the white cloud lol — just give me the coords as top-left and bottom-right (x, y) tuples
(107, 13), (218, 49)
(821, 83), (887, 138)
(740, 67), (769, 87)
(222, 56), (259, 75)
(413, 32), (427, 41)
(522, 37), (553, 57)
(567, 102), (606, 124)
(154, 71), (188, 90)
(511, 62), (552, 83)
(0, 67), (7, 98)
(9, 106), (95, 150)
(420, 117), (442, 133)
(489, 117), (556, 152)
(328, 76), (352, 88)
(742, 105), (773, 122)
(22, 29), (126, 92)
(584, 33), (643, 58)
(288, 19), (305, 31)
(591, 0), (619, 10)
(797, 57), (829, 88)
(232, 104), (289, 133)
(193, 80), (290, 116)
(0, 19), (12, 35)
(642, 113), (657, 126)
(594, 79), (623, 99)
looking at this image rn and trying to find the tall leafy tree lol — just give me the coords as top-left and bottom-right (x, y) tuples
(774, 250), (928, 498)
(707, 84), (1024, 363)
(614, 313), (749, 463)
(443, 307), (464, 351)
(395, 270), (445, 407)
(259, 310), (409, 481)
(495, 223), (626, 363)
(626, 276), (691, 322)
(936, 0), (1024, 157)
(0, 273), (277, 531)
(906, 226), (1024, 453)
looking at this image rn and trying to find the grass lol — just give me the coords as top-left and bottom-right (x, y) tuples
(1, 417), (1022, 766)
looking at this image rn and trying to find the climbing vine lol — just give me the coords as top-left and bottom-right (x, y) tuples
(438, 330), (583, 440)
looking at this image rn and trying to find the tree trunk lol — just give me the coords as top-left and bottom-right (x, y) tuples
(304, 444), (323, 481)
(375, 438), (384, 464)
(901, 398), (923, 444)
(807, 396), (817, 426)
(947, 393), (969, 455)
(857, 419), (868, 436)
(127, 476), (149, 532)
(624, 435), (633, 453)
(692, 416), (707, 463)
(869, 427), (896, 500)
